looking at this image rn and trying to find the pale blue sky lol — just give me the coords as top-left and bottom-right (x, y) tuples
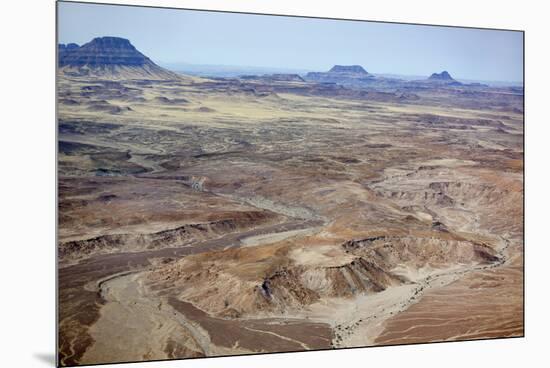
(58, 1), (523, 83)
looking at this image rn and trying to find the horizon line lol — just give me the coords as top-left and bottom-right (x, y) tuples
(158, 61), (524, 85)
(58, 37), (524, 85)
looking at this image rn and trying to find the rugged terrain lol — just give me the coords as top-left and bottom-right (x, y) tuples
(57, 38), (523, 366)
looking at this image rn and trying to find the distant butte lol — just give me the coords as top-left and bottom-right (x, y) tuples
(329, 65), (369, 74)
(58, 36), (179, 80)
(428, 70), (455, 81)
(59, 37), (152, 67)
(304, 64), (374, 86)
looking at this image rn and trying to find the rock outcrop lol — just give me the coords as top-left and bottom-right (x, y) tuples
(58, 36), (179, 80)
(425, 70), (462, 85)
(328, 65), (368, 74)
(428, 70), (454, 81)
(305, 65), (375, 86)
(58, 43), (79, 61)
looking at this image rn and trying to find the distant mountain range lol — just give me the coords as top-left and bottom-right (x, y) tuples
(240, 74), (306, 83)
(57, 36), (522, 89)
(161, 62), (311, 78)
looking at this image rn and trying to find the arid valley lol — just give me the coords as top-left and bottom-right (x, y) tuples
(57, 36), (524, 366)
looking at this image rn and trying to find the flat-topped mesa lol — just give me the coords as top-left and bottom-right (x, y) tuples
(59, 37), (154, 67)
(428, 70), (455, 81)
(329, 65), (368, 74)
(305, 64), (374, 86)
(58, 36), (179, 80)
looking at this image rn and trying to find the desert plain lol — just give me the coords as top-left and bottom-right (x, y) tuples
(57, 38), (523, 366)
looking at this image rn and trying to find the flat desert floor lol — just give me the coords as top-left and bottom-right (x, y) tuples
(57, 73), (523, 366)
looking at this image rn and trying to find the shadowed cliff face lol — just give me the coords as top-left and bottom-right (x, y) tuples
(58, 43), (79, 61)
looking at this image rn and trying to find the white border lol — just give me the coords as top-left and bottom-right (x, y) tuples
(2, 1), (547, 367)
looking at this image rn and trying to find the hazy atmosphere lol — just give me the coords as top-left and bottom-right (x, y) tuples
(58, 1), (523, 82)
